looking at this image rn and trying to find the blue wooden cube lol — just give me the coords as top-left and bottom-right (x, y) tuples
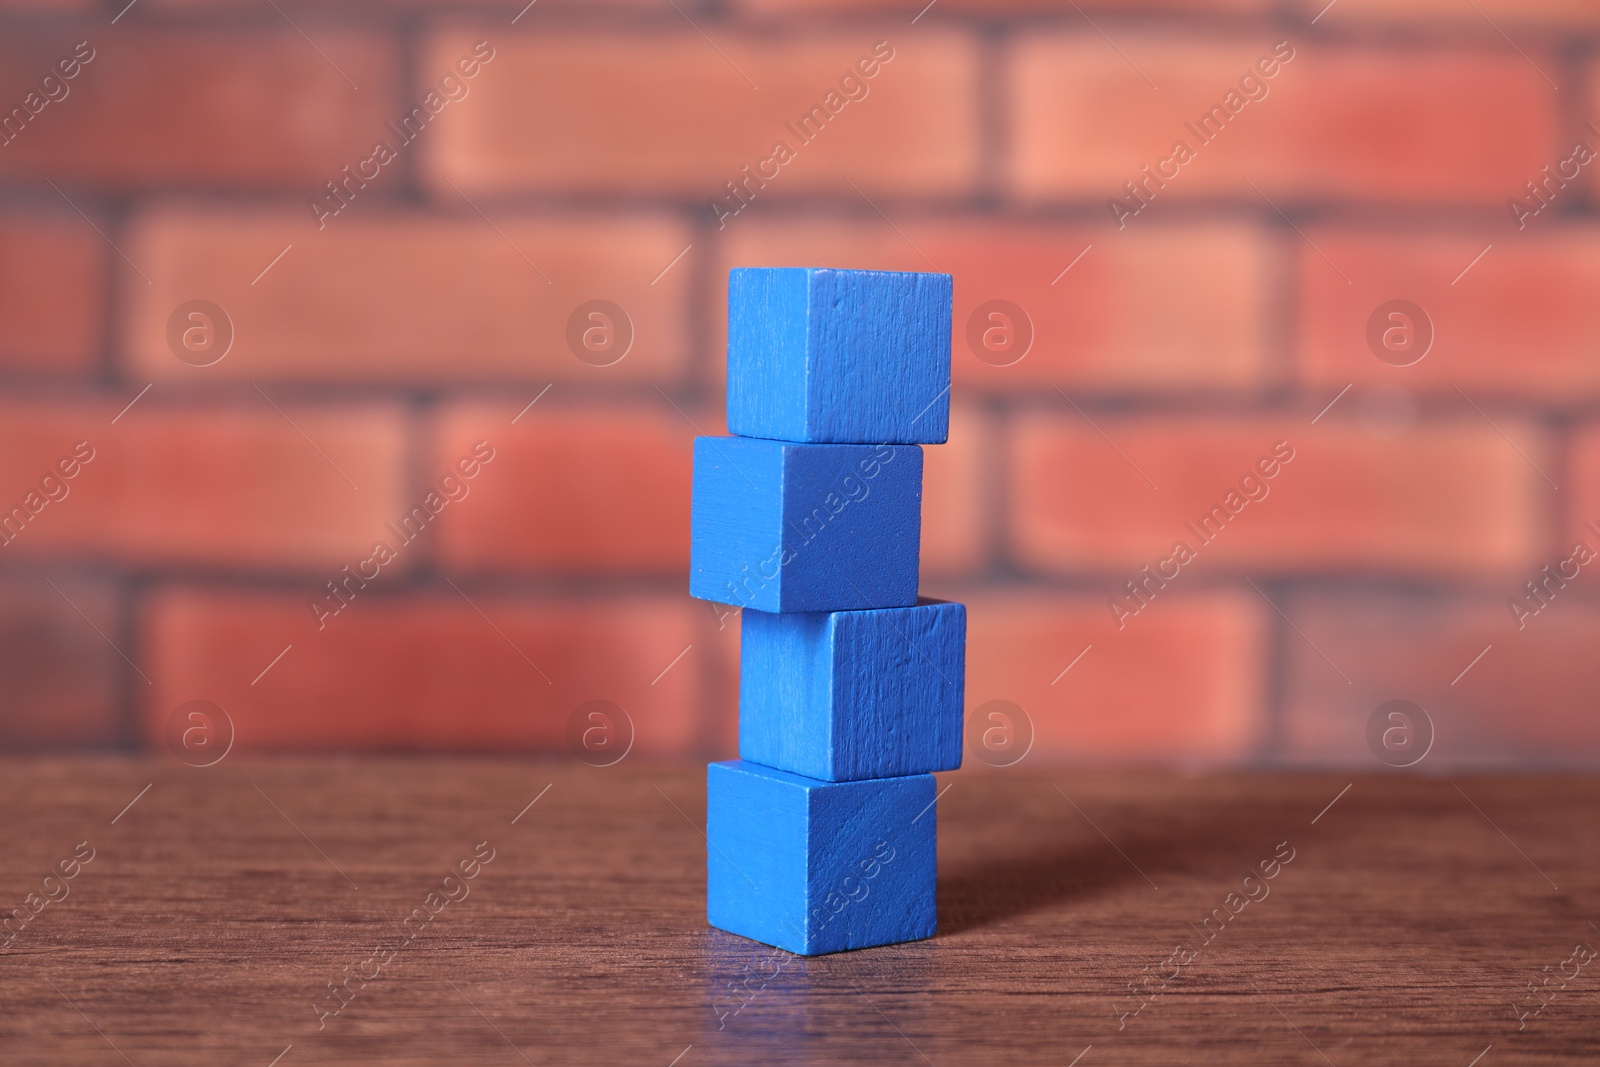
(739, 600), (965, 782)
(706, 760), (937, 956)
(689, 436), (921, 613)
(727, 267), (952, 445)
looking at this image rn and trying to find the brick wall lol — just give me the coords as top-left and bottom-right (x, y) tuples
(2, 0), (1597, 768)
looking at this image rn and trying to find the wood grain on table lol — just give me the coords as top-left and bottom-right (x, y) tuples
(0, 760), (1596, 1066)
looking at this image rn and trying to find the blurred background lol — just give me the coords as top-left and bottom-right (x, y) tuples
(0, 0), (1596, 768)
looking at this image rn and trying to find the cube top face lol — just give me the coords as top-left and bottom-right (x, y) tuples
(727, 267), (952, 445)
(689, 435), (922, 613)
(739, 600), (966, 781)
(706, 760), (937, 956)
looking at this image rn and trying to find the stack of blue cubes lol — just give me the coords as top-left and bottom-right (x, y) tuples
(691, 266), (965, 955)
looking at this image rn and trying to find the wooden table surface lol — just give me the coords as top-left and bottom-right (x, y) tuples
(0, 760), (1596, 1066)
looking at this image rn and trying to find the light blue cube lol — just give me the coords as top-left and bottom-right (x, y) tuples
(739, 600), (965, 782)
(727, 267), (952, 445)
(706, 760), (937, 956)
(689, 436), (921, 613)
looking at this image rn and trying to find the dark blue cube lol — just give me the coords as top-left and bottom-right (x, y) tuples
(706, 759), (937, 956)
(689, 436), (921, 613)
(739, 600), (965, 782)
(727, 267), (952, 445)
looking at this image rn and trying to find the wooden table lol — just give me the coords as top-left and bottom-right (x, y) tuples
(1, 760), (1595, 1065)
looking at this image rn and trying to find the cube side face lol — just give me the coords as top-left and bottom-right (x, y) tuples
(738, 609), (838, 780)
(807, 270), (952, 445)
(829, 601), (966, 780)
(804, 774), (937, 954)
(726, 267), (811, 443)
(726, 267), (952, 445)
(689, 437), (785, 611)
(706, 761), (811, 955)
(776, 443), (922, 612)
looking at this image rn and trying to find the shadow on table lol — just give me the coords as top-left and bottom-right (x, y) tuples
(937, 791), (1322, 936)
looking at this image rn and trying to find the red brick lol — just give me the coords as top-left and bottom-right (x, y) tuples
(1011, 414), (1549, 578)
(739, 0), (1266, 10)
(0, 30), (397, 187)
(0, 400), (406, 568)
(1569, 425), (1600, 547)
(423, 28), (979, 198)
(0, 216), (102, 375)
(702, 598), (743, 756)
(122, 208), (692, 384)
(146, 0), (649, 8)
(719, 218), (1272, 393)
(1299, 228), (1600, 402)
(1301, 0), (1600, 27)
(143, 588), (707, 753)
(959, 591), (1266, 764)
(0, 577), (121, 748)
(1010, 36), (1555, 205)
(432, 400), (697, 575)
(1280, 591), (1600, 766)
(922, 400), (987, 577)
